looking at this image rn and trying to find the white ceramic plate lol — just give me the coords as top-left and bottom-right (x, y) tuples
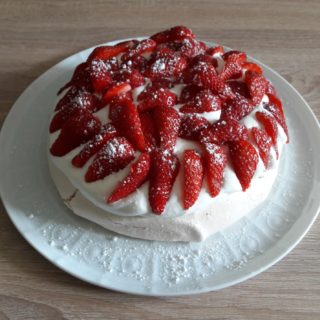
(1, 39), (320, 296)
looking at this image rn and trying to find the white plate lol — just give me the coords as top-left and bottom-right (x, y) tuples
(1, 39), (320, 296)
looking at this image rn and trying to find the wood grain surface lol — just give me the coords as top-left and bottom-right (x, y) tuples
(0, 1), (319, 319)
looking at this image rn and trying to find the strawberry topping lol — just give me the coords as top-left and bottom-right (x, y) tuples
(109, 98), (145, 151)
(202, 143), (227, 197)
(50, 26), (288, 214)
(183, 150), (204, 209)
(50, 110), (101, 157)
(154, 105), (181, 152)
(107, 153), (151, 204)
(149, 149), (180, 214)
(85, 137), (135, 182)
(229, 140), (259, 191)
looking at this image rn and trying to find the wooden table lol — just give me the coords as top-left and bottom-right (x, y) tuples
(1, 1), (319, 319)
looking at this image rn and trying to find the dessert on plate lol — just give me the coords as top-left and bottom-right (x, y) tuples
(48, 26), (289, 242)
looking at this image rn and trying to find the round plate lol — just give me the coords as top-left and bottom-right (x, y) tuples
(1, 39), (320, 296)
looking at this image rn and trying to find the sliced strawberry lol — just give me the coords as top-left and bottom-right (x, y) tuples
(202, 143), (227, 197)
(55, 87), (81, 111)
(103, 83), (132, 103)
(139, 112), (158, 151)
(188, 54), (218, 68)
(222, 50), (247, 63)
(264, 93), (289, 142)
(151, 26), (195, 44)
(107, 153), (151, 204)
(145, 51), (187, 81)
(251, 127), (272, 168)
(255, 111), (279, 158)
(206, 45), (225, 56)
(58, 62), (92, 94)
(183, 150), (204, 209)
(85, 137), (135, 182)
(87, 43), (130, 63)
(122, 39), (156, 62)
(50, 91), (100, 133)
(137, 86), (177, 112)
(184, 61), (225, 93)
(228, 139), (259, 191)
(109, 99), (145, 151)
(179, 85), (202, 103)
(154, 106), (181, 152)
(114, 68), (145, 89)
(177, 38), (206, 58)
(71, 123), (118, 168)
(242, 62), (263, 75)
(179, 114), (210, 140)
(245, 71), (268, 104)
(227, 80), (250, 98)
(198, 118), (249, 145)
(220, 59), (242, 81)
(149, 149), (180, 214)
(50, 110), (101, 157)
(180, 90), (222, 113)
(89, 59), (113, 93)
(221, 95), (255, 120)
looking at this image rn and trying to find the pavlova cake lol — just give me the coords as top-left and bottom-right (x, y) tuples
(48, 26), (289, 242)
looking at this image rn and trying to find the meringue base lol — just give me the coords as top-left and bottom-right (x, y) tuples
(49, 159), (278, 242)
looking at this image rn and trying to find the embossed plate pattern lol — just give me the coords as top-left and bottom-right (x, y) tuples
(1, 39), (320, 296)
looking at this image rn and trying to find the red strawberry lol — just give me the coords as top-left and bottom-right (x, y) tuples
(255, 111), (279, 158)
(221, 95), (255, 120)
(50, 110), (101, 157)
(242, 62), (263, 75)
(149, 149), (180, 214)
(228, 139), (259, 191)
(178, 38), (206, 58)
(264, 93), (289, 142)
(245, 71), (268, 104)
(154, 106), (181, 152)
(55, 87), (81, 111)
(137, 86), (177, 112)
(202, 143), (227, 197)
(58, 62), (92, 94)
(179, 85), (202, 103)
(189, 54), (218, 68)
(122, 39), (156, 61)
(180, 90), (222, 113)
(179, 114), (210, 140)
(184, 61), (225, 93)
(198, 118), (249, 145)
(251, 127), (272, 168)
(85, 137), (135, 182)
(222, 50), (247, 63)
(87, 42), (131, 63)
(50, 91), (100, 133)
(103, 83), (132, 103)
(206, 46), (225, 56)
(114, 68), (145, 89)
(109, 99), (145, 151)
(139, 112), (158, 151)
(71, 123), (118, 168)
(220, 58), (242, 81)
(107, 153), (151, 204)
(227, 80), (250, 98)
(89, 59), (113, 93)
(183, 150), (204, 209)
(146, 51), (187, 81)
(151, 26), (195, 44)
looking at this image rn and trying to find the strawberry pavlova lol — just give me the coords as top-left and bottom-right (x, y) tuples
(48, 26), (288, 242)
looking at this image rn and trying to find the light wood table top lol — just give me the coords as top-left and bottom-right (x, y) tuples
(1, 1), (319, 319)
